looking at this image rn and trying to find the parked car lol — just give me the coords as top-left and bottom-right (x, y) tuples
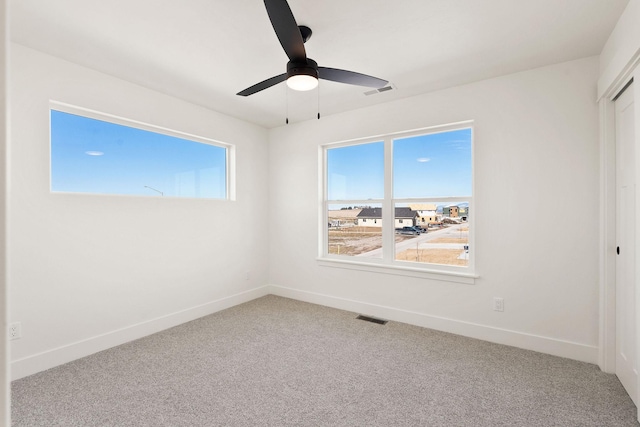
(395, 226), (422, 235)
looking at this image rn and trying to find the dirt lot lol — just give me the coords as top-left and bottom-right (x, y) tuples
(428, 237), (468, 244)
(329, 225), (469, 266)
(395, 248), (468, 266)
(328, 227), (413, 256)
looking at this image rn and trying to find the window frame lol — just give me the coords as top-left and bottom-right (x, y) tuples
(49, 101), (236, 200)
(319, 121), (476, 283)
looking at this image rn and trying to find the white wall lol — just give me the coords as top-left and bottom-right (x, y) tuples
(596, 0), (640, 372)
(1, 0), (9, 422)
(268, 56), (601, 363)
(598, 0), (640, 98)
(8, 44), (270, 379)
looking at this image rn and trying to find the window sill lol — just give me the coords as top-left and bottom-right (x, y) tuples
(316, 258), (477, 285)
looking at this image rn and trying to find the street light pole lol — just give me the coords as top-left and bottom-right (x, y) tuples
(144, 185), (164, 196)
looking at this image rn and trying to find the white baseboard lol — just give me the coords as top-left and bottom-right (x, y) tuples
(11, 286), (270, 381)
(268, 284), (598, 364)
(12, 284), (598, 380)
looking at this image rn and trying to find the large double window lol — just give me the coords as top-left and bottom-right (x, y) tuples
(322, 122), (474, 277)
(50, 103), (233, 200)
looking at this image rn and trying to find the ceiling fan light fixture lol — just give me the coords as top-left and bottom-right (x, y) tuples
(235, 1), (388, 97)
(286, 60), (319, 91)
(287, 74), (318, 91)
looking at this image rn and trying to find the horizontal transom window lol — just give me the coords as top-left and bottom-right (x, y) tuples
(50, 103), (233, 200)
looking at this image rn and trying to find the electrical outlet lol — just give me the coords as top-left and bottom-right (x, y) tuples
(493, 297), (504, 312)
(9, 322), (22, 340)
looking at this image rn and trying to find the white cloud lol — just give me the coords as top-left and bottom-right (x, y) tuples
(417, 157), (431, 163)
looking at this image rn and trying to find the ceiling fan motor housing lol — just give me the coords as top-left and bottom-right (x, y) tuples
(287, 58), (318, 79)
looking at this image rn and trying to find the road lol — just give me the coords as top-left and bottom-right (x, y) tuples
(357, 223), (468, 258)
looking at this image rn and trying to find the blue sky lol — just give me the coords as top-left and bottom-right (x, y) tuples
(393, 128), (472, 198)
(327, 141), (384, 200)
(327, 128), (471, 200)
(50, 110), (227, 198)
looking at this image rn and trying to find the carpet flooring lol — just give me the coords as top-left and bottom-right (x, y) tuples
(11, 295), (639, 426)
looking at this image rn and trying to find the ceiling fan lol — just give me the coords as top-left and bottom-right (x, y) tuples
(237, 0), (388, 97)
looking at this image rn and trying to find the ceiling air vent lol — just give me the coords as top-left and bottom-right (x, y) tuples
(364, 84), (396, 96)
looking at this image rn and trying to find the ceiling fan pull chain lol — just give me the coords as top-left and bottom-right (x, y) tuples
(317, 82), (321, 120)
(286, 85), (289, 124)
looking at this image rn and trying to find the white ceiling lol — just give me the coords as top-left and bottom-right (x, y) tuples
(10, 0), (629, 129)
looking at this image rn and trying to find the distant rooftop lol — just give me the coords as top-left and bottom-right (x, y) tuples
(327, 209), (363, 219)
(358, 207), (417, 219)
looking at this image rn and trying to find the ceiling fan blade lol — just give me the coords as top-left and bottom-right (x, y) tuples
(318, 67), (388, 88)
(264, 0), (306, 61)
(237, 73), (288, 96)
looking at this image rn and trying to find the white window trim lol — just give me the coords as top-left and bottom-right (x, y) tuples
(49, 101), (236, 200)
(319, 121), (476, 283)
